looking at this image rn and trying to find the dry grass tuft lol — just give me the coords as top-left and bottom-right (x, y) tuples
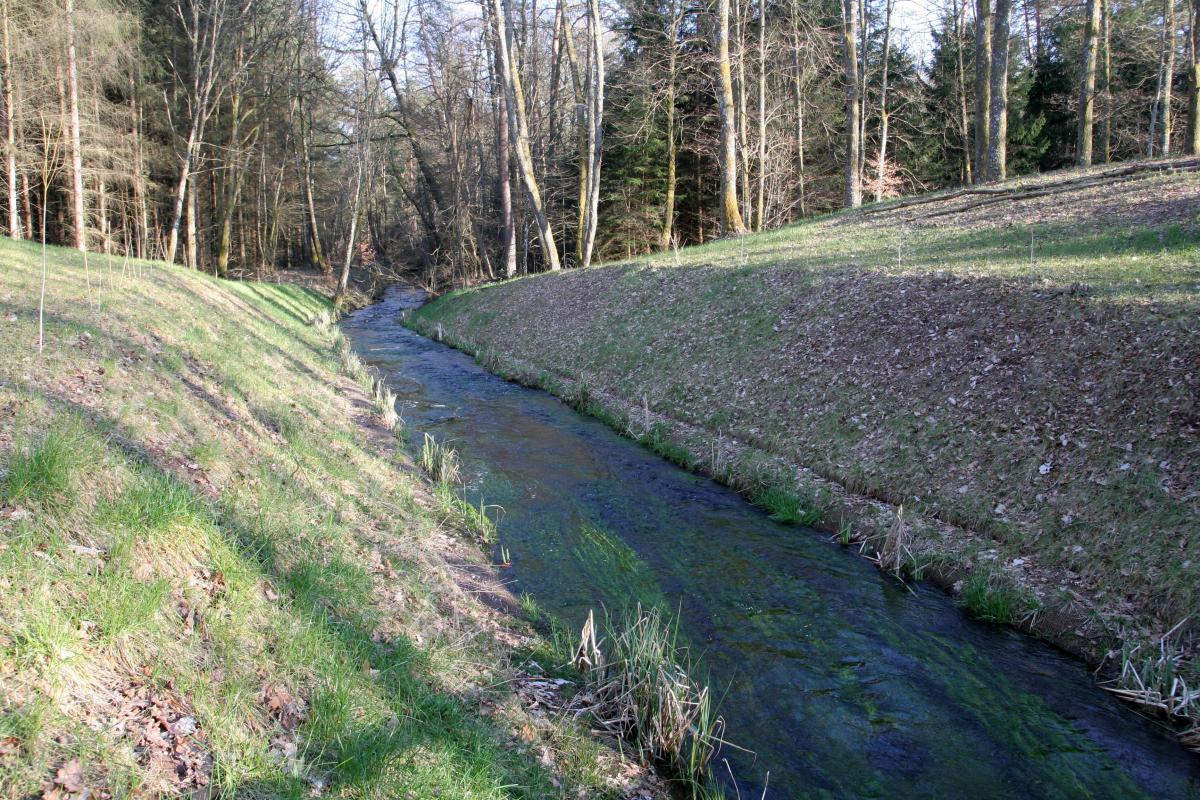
(419, 433), (461, 486)
(571, 606), (726, 797)
(1106, 619), (1200, 724)
(866, 505), (917, 580)
(369, 372), (402, 432)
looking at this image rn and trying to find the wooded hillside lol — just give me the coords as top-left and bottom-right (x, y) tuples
(2, 0), (1198, 285)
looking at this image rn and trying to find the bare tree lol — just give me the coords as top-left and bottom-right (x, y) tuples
(165, 0), (232, 266)
(873, 0), (895, 201)
(954, 0), (972, 182)
(717, 0), (747, 231)
(492, 0), (561, 269)
(1148, 0), (1176, 154)
(754, 0), (767, 229)
(1101, 0), (1112, 160)
(1077, 0), (1102, 164)
(337, 37), (377, 300)
(974, 0), (992, 181)
(581, 0), (604, 268)
(987, 0), (1010, 181)
(1, 0), (19, 238)
(65, 0), (85, 251)
(483, 0), (517, 275)
(1188, 0), (1199, 153)
(841, 0), (862, 206)
(659, 0), (683, 249)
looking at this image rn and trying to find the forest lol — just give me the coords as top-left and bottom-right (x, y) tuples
(1, 0), (1197, 288)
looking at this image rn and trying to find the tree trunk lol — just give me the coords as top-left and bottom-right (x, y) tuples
(955, 0), (972, 182)
(167, 119), (199, 265)
(874, 0), (895, 201)
(987, 0), (1010, 182)
(559, 1), (588, 265)
(1188, 0), (1199, 154)
(186, 176), (197, 269)
(1076, 0), (1101, 165)
(659, 11), (679, 249)
(299, 98), (326, 274)
(65, 0), (86, 251)
(841, 0), (862, 206)
(1102, 0), (1113, 161)
(1, 0), (18, 239)
(486, 0), (518, 277)
(492, 0), (561, 269)
(754, 0), (767, 230)
(857, 0), (867, 179)
(1156, 0), (1176, 154)
(734, 0), (751, 224)
(129, 61), (147, 257)
(974, 0), (992, 181)
(580, 0), (604, 269)
(793, 43), (806, 217)
(1161, 0), (1177, 154)
(717, 0), (747, 231)
(216, 88), (242, 277)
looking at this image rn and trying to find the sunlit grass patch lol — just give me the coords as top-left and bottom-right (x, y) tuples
(2, 424), (104, 513)
(98, 470), (203, 534)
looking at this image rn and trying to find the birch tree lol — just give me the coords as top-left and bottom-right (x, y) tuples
(164, 0), (232, 266)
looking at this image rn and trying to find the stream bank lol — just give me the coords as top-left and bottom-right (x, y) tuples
(345, 285), (1200, 799)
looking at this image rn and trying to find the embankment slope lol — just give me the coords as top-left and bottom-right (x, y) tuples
(0, 240), (655, 796)
(411, 159), (1200, 719)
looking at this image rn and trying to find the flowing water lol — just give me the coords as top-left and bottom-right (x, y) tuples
(342, 287), (1200, 799)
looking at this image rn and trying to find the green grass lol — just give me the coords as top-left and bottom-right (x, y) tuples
(2, 425), (100, 512)
(0, 238), (631, 798)
(750, 483), (822, 526)
(958, 572), (1033, 625)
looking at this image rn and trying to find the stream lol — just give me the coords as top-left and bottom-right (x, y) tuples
(342, 286), (1200, 799)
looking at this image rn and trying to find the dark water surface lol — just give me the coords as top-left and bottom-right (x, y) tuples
(342, 287), (1200, 799)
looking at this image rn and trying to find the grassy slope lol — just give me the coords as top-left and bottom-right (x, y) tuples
(411, 162), (1200, 691)
(0, 239), (645, 797)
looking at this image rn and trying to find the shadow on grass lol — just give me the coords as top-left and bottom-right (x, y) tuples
(14, 383), (569, 798)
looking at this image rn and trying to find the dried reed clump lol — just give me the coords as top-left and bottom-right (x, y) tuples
(310, 308), (336, 330)
(338, 337), (369, 385)
(369, 372), (402, 432)
(572, 606), (727, 796)
(1105, 619), (1200, 729)
(868, 505), (915, 579)
(419, 432), (461, 485)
